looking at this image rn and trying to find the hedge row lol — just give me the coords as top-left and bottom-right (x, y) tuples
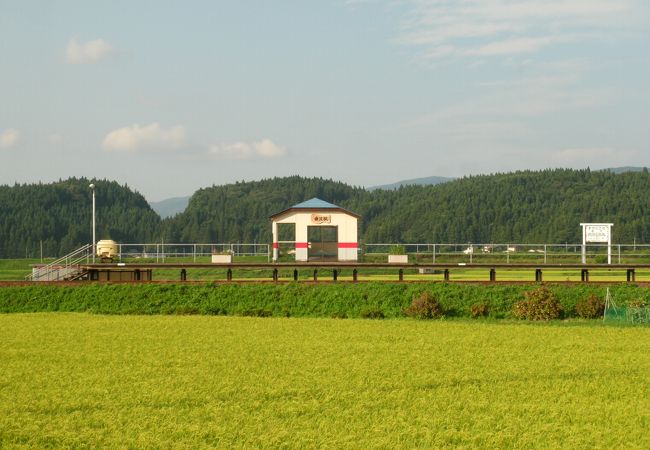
(1, 282), (649, 319)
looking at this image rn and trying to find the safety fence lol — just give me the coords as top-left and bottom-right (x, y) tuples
(101, 242), (650, 265)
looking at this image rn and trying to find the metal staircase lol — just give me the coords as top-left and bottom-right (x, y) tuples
(26, 244), (94, 281)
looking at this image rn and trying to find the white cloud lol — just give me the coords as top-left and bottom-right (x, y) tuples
(464, 36), (562, 56)
(208, 139), (287, 160)
(393, 0), (636, 59)
(0, 128), (19, 149)
(254, 139), (288, 157)
(401, 60), (612, 130)
(102, 123), (187, 152)
(66, 38), (113, 64)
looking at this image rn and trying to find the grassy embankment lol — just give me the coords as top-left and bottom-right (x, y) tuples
(1, 282), (649, 318)
(1, 314), (649, 448)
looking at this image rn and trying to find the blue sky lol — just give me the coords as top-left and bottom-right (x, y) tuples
(1, 0), (649, 201)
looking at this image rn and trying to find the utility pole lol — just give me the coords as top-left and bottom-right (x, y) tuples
(89, 183), (96, 263)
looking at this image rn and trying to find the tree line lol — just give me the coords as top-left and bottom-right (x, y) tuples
(1, 169), (649, 258)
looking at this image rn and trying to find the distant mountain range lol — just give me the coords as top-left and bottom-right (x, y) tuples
(607, 166), (648, 174)
(149, 196), (192, 219)
(367, 175), (456, 191)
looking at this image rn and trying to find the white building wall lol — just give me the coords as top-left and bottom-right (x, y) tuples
(273, 210), (358, 261)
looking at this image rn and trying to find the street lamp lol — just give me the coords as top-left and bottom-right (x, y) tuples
(89, 183), (96, 263)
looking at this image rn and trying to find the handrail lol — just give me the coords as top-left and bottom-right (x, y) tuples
(26, 244), (93, 281)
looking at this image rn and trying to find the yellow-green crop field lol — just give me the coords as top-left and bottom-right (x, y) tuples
(2, 314), (650, 448)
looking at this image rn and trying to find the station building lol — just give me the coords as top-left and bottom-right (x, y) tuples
(270, 198), (359, 262)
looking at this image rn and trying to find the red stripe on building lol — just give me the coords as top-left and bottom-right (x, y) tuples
(273, 242), (279, 249)
(295, 242), (309, 248)
(338, 243), (358, 248)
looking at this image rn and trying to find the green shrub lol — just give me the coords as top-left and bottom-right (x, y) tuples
(389, 245), (406, 255)
(404, 291), (444, 319)
(595, 255), (608, 264)
(628, 299), (646, 308)
(575, 294), (605, 319)
(470, 302), (490, 318)
(513, 286), (563, 320)
(360, 308), (385, 319)
(240, 308), (272, 317)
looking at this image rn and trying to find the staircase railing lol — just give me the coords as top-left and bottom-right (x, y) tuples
(26, 244), (94, 281)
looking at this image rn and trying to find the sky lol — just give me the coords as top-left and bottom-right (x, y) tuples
(1, 0), (649, 201)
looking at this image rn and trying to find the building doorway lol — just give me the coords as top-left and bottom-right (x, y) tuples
(308, 226), (338, 260)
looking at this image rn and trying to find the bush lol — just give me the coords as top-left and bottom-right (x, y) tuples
(513, 286), (563, 320)
(360, 308), (385, 319)
(389, 245), (406, 255)
(628, 299), (646, 309)
(595, 255), (608, 264)
(575, 294), (605, 319)
(404, 291), (444, 319)
(240, 308), (272, 317)
(470, 303), (490, 318)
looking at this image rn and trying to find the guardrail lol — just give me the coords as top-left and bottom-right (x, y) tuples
(115, 243), (271, 262)
(362, 243), (650, 264)
(26, 243), (93, 281)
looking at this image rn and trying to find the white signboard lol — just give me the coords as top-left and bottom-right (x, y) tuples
(584, 225), (610, 243)
(580, 223), (613, 264)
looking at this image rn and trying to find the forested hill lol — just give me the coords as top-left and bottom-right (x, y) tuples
(162, 169), (650, 246)
(349, 169), (650, 244)
(0, 178), (161, 258)
(2, 169), (650, 258)
(161, 177), (365, 243)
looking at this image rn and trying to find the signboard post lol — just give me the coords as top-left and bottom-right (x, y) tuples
(580, 223), (613, 264)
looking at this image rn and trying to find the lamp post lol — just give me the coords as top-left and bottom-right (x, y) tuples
(89, 183), (96, 263)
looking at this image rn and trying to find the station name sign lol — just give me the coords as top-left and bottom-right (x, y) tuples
(584, 225), (610, 243)
(311, 214), (331, 224)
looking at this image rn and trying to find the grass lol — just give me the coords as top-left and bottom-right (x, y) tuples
(6, 282), (650, 318)
(1, 314), (649, 448)
(0, 258), (49, 281)
(3, 282), (650, 319)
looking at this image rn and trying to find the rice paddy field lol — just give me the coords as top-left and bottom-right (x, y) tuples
(2, 313), (649, 448)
